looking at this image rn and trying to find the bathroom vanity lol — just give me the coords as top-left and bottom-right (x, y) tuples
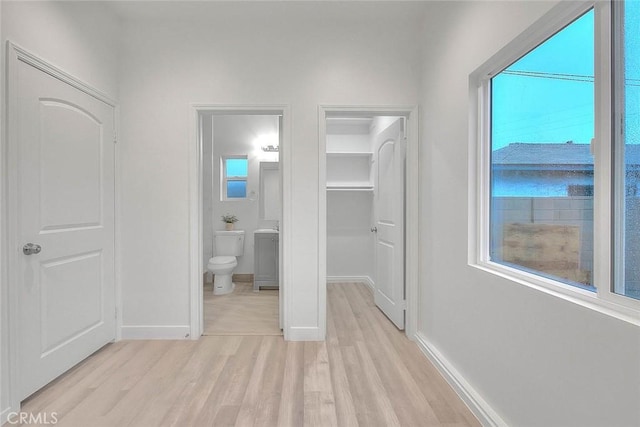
(254, 229), (279, 291)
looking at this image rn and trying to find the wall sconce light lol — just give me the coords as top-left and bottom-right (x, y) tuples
(255, 133), (279, 153)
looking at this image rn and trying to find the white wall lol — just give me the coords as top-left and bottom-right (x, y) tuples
(418, 1), (640, 426)
(1, 1), (119, 98)
(326, 127), (374, 281)
(0, 1), (4, 421)
(327, 191), (374, 280)
(205, 114), (280, 273)
(117, 1), (424, 338)
(0, 0), (120, 420)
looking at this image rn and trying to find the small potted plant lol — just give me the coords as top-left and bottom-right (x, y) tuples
(221, 214), (238, 231)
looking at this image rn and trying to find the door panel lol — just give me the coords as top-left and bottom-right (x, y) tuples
(17, 60), (115, 400)
(374, 119), (405, 329)
(40, 100), (103, 230)
(40, 251), (103, 355)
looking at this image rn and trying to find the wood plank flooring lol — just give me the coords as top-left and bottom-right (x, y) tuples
(204, 281), (281, 336)
(16, 283), (479, 427)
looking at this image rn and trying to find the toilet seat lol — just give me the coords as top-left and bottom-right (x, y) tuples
(208, 256), (236, 267)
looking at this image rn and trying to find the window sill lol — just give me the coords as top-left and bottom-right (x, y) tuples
(470, 260), (640, 327)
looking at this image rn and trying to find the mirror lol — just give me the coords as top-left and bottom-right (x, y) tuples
(259, 161), (280, 221)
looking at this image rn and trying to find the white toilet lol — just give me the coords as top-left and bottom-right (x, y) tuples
(208, 230), (245, 295)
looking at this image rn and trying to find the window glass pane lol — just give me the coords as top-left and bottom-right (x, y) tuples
(617, 1), (640, 300)
(226, 158), (248, 177)
(490, 10), (595, 290)
(227, 180), (247, 198)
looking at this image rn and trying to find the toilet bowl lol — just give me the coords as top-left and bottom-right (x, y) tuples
(208, 256), (238, 295)
(207, 229), (245, 295)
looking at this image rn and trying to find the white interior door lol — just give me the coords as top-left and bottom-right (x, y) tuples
(373, 118), (406, 329)
(16, 60), (116, 400)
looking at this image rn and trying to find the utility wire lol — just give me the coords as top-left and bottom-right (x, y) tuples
(503, 69), (640, 87)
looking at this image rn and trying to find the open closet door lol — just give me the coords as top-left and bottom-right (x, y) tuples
(373, 118), (406, 329)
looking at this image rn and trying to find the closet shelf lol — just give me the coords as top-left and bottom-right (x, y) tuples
(327, 183), (374, 191)
(326, 151), (373, 156)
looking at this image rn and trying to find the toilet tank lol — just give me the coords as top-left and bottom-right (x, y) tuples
(214, 230), (245, 256)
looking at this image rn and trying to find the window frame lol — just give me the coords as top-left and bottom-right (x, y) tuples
(611, 0), (640, 304)
(469, 0), (640, 324)
(221, 155), (248, 201)
(613, 0), (627, 305)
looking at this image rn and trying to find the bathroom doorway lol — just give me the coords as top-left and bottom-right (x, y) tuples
(190, 106), (289, 339)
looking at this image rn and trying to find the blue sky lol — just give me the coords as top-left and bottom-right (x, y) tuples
(625, 0), (640, 147)
(492, 6), (639, 151)
(226, 158), (248, 177)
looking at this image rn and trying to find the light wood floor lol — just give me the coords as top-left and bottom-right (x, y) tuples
(17, 283), (479, 427)
(204, 280), (281, 336)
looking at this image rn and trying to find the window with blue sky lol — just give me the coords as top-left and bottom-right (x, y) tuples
(475, 0), (640, 314)
(489, 9), (595, 290)
(223, 157), (248, 199)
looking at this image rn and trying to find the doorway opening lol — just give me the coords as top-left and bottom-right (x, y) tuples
(190, 106), (289, 339)
(319, 107), (419, 338)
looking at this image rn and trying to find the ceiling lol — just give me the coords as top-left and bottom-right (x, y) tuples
(106, 0), (430, 23)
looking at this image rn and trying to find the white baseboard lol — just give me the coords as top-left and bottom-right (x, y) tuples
(120, 325), (191, 340)
(2, 404), (19, 425)
(413, 332), (506, 427)
(285, 326), (324, 341)
(327, 275), (374, 291)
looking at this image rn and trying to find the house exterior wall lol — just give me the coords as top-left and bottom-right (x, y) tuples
(492, 169), (594, 197)
(624, 198), (640, 297)
(492, 196), (594, 282)
(418, 1), (640, 425)
(492, 195), (640, 298)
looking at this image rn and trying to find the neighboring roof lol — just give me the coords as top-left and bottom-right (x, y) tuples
(493, 142), (640, 166)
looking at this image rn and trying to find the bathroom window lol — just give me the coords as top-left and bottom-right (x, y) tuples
(222, 156), (248, 200)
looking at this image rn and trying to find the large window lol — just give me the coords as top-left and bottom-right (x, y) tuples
(471, 1), (640, 318)
(615, 1), (640, 300)
(490, 10), (595, 290)
(222, 156), (248, 200)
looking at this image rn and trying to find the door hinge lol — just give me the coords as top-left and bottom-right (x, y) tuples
(401, 300), (407, 310)
(113, 130), (118, 144)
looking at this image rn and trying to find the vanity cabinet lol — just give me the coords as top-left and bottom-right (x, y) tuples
(254, 232), (279, 291)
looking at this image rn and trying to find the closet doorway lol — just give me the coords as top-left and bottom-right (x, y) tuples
(319, 107), (419, 336)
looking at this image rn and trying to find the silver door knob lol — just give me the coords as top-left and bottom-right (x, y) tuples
(371, 227), (378, 233)
(23, 243), (42, 255)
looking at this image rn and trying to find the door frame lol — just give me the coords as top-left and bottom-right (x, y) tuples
(318, 105), (419, 339)
(188, 105), (291, 339)
(2, 42), (120, 420)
